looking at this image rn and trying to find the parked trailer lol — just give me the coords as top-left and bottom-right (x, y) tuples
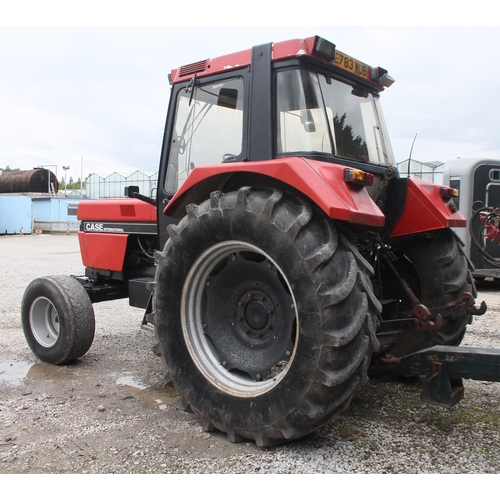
(442, 158), (500, 279)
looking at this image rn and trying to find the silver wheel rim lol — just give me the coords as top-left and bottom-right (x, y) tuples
(29, 297), (60, 348)
(181, 241), (299, 398)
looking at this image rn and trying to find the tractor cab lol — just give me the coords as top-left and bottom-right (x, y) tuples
(157, 36), (397, 248)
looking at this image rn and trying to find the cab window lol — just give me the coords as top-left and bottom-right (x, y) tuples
(165, 77), (244, 194)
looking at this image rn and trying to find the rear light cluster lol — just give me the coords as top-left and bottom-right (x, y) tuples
(440, 186), (459, 198)
(344, 168), (374, 186)
(440, 186), (459, 213)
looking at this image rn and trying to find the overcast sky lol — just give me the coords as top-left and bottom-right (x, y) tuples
(2, 11), (499, 181)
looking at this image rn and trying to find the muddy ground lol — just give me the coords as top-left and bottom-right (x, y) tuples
(1, 233), (500, 474)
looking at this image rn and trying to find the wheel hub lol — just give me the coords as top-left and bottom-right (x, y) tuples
(181, 240), (299, 396)
(202, 253), (294, 380)
(29, 297), (60, 348)
(238, 291), (276, 338)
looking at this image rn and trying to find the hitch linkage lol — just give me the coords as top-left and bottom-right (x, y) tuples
(378, 244), (486, 334)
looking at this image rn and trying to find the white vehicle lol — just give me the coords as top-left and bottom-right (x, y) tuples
(443, 158), (500, 279)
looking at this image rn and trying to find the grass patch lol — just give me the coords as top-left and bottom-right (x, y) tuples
(422, 407), (500, 432)
(336, 422), (365, 439)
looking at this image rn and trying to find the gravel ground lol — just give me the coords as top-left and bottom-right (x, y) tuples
(1, 233), (500, 474)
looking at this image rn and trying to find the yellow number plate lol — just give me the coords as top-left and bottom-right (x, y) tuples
(335, 51), (369, 80)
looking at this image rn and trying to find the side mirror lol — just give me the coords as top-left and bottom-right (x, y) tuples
(124, 185), (140, 197)
(123, 185), (157, 207)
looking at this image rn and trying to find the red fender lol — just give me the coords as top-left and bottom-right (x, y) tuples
(165, 157), (385, 227)
(389, 178), (466, 238)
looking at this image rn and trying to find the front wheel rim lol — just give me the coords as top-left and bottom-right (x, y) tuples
(29, 297), (60, 348)
(181, 241), (299, 398)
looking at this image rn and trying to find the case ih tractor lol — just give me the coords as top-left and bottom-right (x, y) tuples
(21, 36), (493, 446)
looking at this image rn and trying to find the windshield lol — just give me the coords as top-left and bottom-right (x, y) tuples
(276, 69), (395, 167)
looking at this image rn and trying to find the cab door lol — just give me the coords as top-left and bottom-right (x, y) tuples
(156, 75), (247, 251)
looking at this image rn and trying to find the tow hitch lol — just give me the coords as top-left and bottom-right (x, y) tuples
(387, 346), (500, 408)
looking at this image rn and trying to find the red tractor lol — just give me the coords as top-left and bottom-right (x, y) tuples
(21, 36), (488, 446)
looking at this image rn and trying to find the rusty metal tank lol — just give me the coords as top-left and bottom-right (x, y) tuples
(0, 168), (59, 194)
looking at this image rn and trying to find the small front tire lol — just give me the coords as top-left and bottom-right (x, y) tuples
(21, 275), (95, 364)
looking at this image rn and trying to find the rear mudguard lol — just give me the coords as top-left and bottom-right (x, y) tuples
(164, 157), (385, 227)
(387, 177), (466, 238)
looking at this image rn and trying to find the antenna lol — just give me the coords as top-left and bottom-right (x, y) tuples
(407, 133), (418, 178)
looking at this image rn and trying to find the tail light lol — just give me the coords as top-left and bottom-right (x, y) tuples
(344, 168), (374, 187)
(440, 186), (459, 199)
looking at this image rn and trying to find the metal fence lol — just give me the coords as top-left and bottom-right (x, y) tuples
(33, 221), (80, 234)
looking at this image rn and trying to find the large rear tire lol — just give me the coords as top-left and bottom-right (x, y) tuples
(380, 229), (475, 358)
(153, 187), (381, 445)
(21, 275), (95, 364)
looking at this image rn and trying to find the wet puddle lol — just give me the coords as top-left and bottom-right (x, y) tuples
(0, 360), (34, 386)
(116, 374), (149, 390)
(115, 372), (179, 409)
(0, 359), (86, 386)
(1, 360), (180, 411)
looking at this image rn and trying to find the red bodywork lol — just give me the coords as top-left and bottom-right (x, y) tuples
(165, 157), (385, 227)
(170, 36), (383, 92)
(77, 199), (156, 272)
(78, 232), (128, 272)
(76, 168), (464, 275)
(389, 178), (466, 238)
(165, 159), (466, 237)
(77, 199), (157, 222)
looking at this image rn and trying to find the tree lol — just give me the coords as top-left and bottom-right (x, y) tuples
(333, 113), (369, 162)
